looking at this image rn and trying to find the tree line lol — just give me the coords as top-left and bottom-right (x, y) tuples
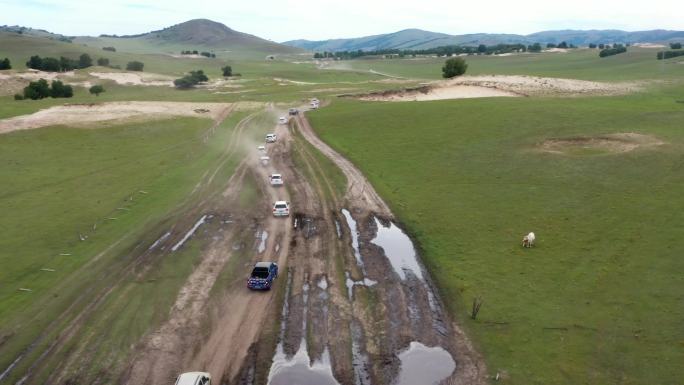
(599, 45), (627, 57)
(313, 41), (580, 60)
(180, 50), (217, 58)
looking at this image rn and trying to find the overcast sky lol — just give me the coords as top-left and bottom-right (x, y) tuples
(2, 0), (682, 41)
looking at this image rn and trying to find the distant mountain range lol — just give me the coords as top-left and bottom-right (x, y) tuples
(284, 29), (684, 52)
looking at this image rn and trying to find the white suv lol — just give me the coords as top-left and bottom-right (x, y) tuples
(175, 372), (211, 385)
(272, 201), (290, 217)
(270, 174), (284, 186)
(265, 134), (277, 143)
(278, 116), (287, 124)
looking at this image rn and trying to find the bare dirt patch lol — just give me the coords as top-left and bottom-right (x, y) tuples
(0, 70), (90, 96)
(89, 72), (174, 87)
(539, 133), (664, 155)
(351, 75), (639, 102)
(0, 101), (232, 134)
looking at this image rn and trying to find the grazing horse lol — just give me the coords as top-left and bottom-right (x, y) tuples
(522, 232), (536, 248)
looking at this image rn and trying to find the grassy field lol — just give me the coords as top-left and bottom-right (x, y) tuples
(333, 48), (684, 81)
(308, 88), (684, 384)
(0, 111), (251, 382)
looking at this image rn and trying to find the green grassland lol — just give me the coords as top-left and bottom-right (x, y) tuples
(0, 111), (252, 382)
(334, 48), (684, 81)
(308, 87), (684, 384)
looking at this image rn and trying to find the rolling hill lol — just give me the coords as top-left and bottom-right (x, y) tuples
(284, 28), (684, 51)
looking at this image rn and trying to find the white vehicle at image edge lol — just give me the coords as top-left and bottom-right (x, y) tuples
(278, 116), (287, 124)
(265, 133), (277, 143)
(272, 201), (290, 217)
(270, 173), (284, 186)
(175, 372), (211, 385)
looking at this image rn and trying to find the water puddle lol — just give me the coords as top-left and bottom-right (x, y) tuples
(334, 219), (342, 239)
(257, 230), (269, 253)
(394, 342), (455, 385)
(268, 278), (340, 385)
(341, 209), (363, 267)
(148, 231), (171, 250)
(171, 215), (208, 252)
(0, 355), (23, 382)
(350, 320), (372, 385)
(371, 218), (423, 280)
(345, 272), (378, 301)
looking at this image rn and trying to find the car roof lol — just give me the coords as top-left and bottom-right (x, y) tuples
(274, 200), (287, 205)
(271, 174), (282, 177)
(176, 372), (210, 385)
(255, 261), (273, 268)
(266, 133), (276, 136)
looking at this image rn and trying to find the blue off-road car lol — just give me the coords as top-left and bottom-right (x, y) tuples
(247, 261), (278, 290)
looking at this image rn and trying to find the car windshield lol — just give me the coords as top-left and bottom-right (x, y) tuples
(275, 204), (287, 209)
(251, 267), (269, 278)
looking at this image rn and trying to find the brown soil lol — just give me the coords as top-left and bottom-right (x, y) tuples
(352, 75), (640, 102)
(539, 133), (664, 155)
(0, 101), (232, 134)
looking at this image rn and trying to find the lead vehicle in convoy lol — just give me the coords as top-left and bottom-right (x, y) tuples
(247, 261), (279, 290)
(175, 372), (211, 385)
(265, 133), (277, 143)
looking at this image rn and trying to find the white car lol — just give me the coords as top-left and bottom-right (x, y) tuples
(278, 117), (287, 124)
(175, 372), (211, 385)
(270, 174), (284, 186)
(310, 103), (319, 110)
(272, 201), (290, 217)
(265, 134), (277, 143)
(257, 145), (266, 152)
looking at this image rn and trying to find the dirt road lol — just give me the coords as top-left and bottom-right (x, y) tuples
(2, 103), (486, 385)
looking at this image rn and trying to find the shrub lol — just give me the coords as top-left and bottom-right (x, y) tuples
(126, 61), (144, 71)
(102, 46), (116, 52)
(0, 58), (11, 70)
(23, 79), (50, 100)
(670, 42), (682, 50)
(50, 80), (73, 98)
(89, 85), (105, 96)
(221, 65), (232, 77)
(442, 57), (468, 78)
(599, 46), (627, 57)
(14, 94), (24, 100)
(97, 57), (110, 66)
(79, 53), (92, 68)
(174, 69), (209, 89)
(657, 50), (684, 60)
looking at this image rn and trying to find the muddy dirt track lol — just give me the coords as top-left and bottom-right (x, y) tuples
(1, 104), (486, 385)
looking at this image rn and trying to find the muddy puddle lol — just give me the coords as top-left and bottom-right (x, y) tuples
(268, 277), (340, 385)
(257, 229), (269, 253)
(345, 272), (378, 301)
(171, 214), (208, 251)
(394, 342), (455, 385)
(341, 209), (363, 267)
(371, 217), (422, 280)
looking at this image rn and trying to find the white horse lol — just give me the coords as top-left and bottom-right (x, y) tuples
(522, 232), (536, 248)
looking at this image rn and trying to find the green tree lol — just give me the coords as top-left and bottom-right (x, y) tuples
(0, 57), (10, 70)
(671, 42), (683, 49)
(23, 79), (50, 99)
(97, 57), (110, 66)
(42, 57), (61, 71)
(221, 65), (232, 77)
(89, 84), (105, 96)
(79, 53), (92, 68)
(59, 56), (78, 71)
(26, 55), (43, 70)
(477, 44), (487, 53)
(126, 61), (144, 71)
(50, 80), (73, 98)
(442, 57), (468, 78)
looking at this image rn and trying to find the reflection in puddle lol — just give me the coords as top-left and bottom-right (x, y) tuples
(268, 279), (340, 385)
(171, 215), (207, 251)
(257, 230), (269, 253)
(342, 209), (363, 267)
(371, 218), (423, 280)
(395, 342), (455, 385)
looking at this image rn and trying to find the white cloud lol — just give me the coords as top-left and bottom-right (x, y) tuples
(1, 0), (681, 41)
